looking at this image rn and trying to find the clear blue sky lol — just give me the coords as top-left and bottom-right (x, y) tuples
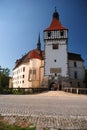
(0, 0), (87, 75)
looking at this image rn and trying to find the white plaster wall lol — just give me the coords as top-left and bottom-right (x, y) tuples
(13, 64), (27, 88)
(69, 60), (85, 80)
(13, 58), (43, 88)
(69, 60), (84, 68)
(45, 40), (68, 77)
(27, 59), (43, 88)
(69, 68), (83, 79)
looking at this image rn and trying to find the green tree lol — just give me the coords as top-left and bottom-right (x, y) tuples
(2, 68), (10, 77)
(0, 66), (10, 92)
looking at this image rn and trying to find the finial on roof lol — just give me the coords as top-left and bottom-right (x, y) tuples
(37, 33), (41, 50)
(55, 6), (57, 12)
(53, 7), (59, 20)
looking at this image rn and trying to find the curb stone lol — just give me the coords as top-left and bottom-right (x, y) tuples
(1, 115), (87, 129)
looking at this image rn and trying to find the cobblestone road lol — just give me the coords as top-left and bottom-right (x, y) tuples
(0, 91), (87, 129)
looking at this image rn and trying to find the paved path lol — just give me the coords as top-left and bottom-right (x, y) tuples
(0, 91), (87, 129)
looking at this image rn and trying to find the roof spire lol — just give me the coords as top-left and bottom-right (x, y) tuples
(53, 7), (59, 20)
(55, 6), (57, 12)
(37, 33), (41, 50)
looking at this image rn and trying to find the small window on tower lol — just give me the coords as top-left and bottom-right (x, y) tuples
(48, 31), (51, 37)
(54, 59), (57, 62)
(74, 71), (78, 79)
(74, 61), (77, 67)
(60, 30), (64, 36)
(52, 44), (58, 49)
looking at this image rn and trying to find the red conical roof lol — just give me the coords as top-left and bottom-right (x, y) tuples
(44, 8), (68, 31)
(44, 18), (67, 31)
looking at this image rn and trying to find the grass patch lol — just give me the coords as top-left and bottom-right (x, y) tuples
(0, 121), (36, 130)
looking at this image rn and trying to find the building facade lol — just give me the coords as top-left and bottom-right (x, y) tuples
(11, 9), (85, 89)
(68, 52), (85, 87)
(12, 35), (44, 88)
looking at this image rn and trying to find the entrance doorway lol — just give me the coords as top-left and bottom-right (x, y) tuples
(49, 82), (57, 90)
(49, 82), (62, 91)
(59, 84), (62, 91)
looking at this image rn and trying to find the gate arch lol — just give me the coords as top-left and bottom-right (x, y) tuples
(49, 82), (58, 90)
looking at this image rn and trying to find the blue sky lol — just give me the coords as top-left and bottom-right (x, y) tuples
(0, 0), (87, 75)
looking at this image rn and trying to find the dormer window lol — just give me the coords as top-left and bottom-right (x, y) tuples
(60, 30), (64, 36)
(48, 31), (51, 37)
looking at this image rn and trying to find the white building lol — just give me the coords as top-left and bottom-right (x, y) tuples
(11, 8), (85, 89)
(68, 52), (85, 87)
(12, 35), (44, 88)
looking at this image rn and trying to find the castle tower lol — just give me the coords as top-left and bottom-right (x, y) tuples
(44, 8), (68, 89)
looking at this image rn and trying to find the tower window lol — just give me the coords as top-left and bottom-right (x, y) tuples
(74, 71), (78, 79)
(60, 30), (64, 36)
(54, 59), (57, 62)
(52, 44), (58, 49)
(48, 31), (51, 37)
(74, 61), (77, 67)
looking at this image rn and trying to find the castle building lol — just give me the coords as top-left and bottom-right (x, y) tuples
(12, 34), (44, 88)
(11, 9), (85, 89)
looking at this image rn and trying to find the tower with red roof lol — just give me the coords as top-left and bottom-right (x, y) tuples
(44, 8), (68, 88)
(11, 8), (85, 89)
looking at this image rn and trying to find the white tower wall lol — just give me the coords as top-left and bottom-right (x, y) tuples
(44, 39), (68, 77)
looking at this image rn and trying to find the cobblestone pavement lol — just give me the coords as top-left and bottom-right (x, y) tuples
(0, 91), (87, 129)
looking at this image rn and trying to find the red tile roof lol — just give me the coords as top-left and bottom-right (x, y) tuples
(13, 49), (44, 69)
(44, 18), (68, 31)
(28, 50), (42, 60)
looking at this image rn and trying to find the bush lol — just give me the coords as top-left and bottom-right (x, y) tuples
(12, 89), (22, 95)
(3, 88), (12, 94)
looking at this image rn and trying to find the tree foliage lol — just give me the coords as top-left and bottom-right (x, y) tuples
(0, 66), (10, 89)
